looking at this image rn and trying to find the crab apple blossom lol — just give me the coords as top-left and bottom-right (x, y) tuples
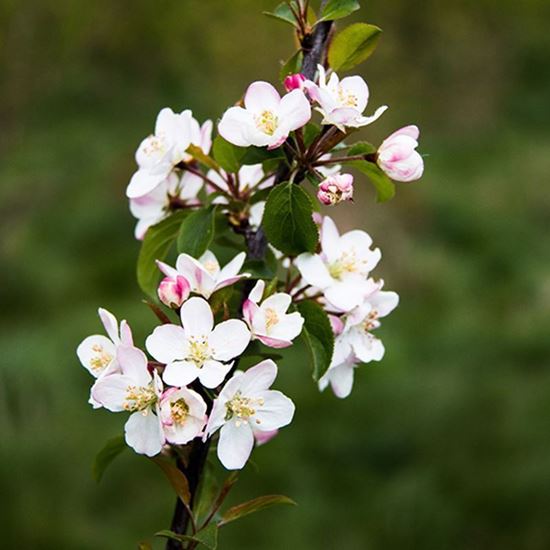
(205, 360), (295, 470)
(129, 171), (203, 240)
(158, 250), (250, 299)
(218, 81), (311, 149)
(158, 275), (191, 308)
(146, 297), (251, 389)
(295, 216), (381, 312)
(377, 125), (424, 182)
(243, 280), (304, 348)
(283, 73), (306, 92)
(305, 65), (387, 131)
(158, 387), (207, 445)
(317, 173), (354, 205)
(92, 346), (165, 456)
(319, 341), (358, 399)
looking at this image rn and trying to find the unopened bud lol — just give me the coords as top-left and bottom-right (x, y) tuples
(317, 174), (354, 206)
(284, 73), (306, 92)
(157, 276), (190, 308)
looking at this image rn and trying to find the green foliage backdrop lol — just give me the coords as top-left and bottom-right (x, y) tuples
(1, 1), (550, 548)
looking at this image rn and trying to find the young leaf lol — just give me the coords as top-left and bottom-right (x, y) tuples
(156, 524), (218, 550)
(177, 206), (217, 256)
(137, 211), (187, 299)
(151, 456), (191, 504)
(213, 136), (245, 173)
(347, 140), (377, 156)
(219, 495), (296, 527)
(280, 49), (304, 81)
(297, 300), (334, 381)
(263, 182), (318, 256)
(187, 145), (220, 172)
(328, 23), (382, 72)
(349, 160), (395, 202)
(263, 2), (298, 27)
(92, 435), (127, 483)
(318, 0), (360, 22)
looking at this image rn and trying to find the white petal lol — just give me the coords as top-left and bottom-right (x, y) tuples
(127, 169), (167, 199)
(369, 290), (399, 318)
(261, 292), (291, 314)
(180, 297), (214, 337)
(268, 312), (304, 342)
(124, 409), (164, 457)
(295, 254), (333, 289)
(77, 335), (116, 378)
(198, 359), (233, 388)
(321, 216), (341, 263)
(350, 332), (385, 363)
(278, 89), (311, 131)
(236, 359), (277, 395)
(325, 281), (370, 312)
(217, 251), (246, 282)
(254, 390), (295, 431)
(205, 397), (228, 436)
(119, 321), (134, 346)
(98, 308), (119, 343)
(248, 279), (265, 304)
(244, 81), (281, 113)
(146, 324), (187, 364)
(218, 106), (255, 147)
(217, 421), (254, 470)
(210, 320), (250, 361)
(117, 346), (151, 386)
(348, 105), (388, 128)
(339, 75), (370, 113)
(91, 374), (135, 412)
(162, 360), (201, 387)
(328, 364), (355, 398)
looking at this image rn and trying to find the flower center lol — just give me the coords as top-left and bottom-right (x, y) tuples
(338, 87), (359, 108)
(203, 259), (219, 275)
(89, 344), (113, 373)
(225, 391), (265, 425)
(124, 385), (157, 412)
(255, 110), (279, 136)
(143, 135), (167, 157)
(188, 337), (211, 366)
(328, 251), (358, 280)
(170, 398), (190, 425)
(362, 310), (379, 332)
(264, 307), (279, 331)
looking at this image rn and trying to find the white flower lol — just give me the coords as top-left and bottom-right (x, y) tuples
(295, 216), (381, 312)
(305, 65), (387, 131)
(243, 280), (304, 348)
(158, 387), (207, 445)
(76, 308), (134, 408)
(146, 297), (251, 389)
(157, 250), (250, 299)
(377, 125), (424, 182)
(319, 339), (358, 399)
(205, 360), (295, 470)
(129, 171), (202, 240)
(185, 117), (213, 163)
(91, 346), (165, 457)
(218, 81), (311, 149)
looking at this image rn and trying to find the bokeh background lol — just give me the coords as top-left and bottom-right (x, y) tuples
(2, 0), (550, 548)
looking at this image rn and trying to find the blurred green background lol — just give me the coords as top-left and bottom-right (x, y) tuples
(2, 0), (550, 548)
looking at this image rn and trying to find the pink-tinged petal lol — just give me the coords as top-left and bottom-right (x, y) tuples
(162, 360), (201, 387)
(244, 81), (281, 113)
(200, 119), (214, 154)
(119, 320), (133, 346)
(160, 388), (207, 444)
(198, 359), (233, 389)
(328, 314), (344, 336)
(385, 124), (419, 142)
(248, 279), (265, 304)
(236, 359), (277, 395)
(253, 428), (278, 446)
(156, 260), (179, 279)
(117, 346), (151, 386)
(210, 320), (251, 361)
(213, 275), (249, 295)
(267, 133), (288, 150)
(179, 172), (204, 201)
(328, 364), (355, 398)
(254, 390), (295, 431)
(217, 421), (254, 470)
(350, 332), (385, 363)
(255, 334), (293, 349)
(243, 299), (260, 328)
(91, 374), (135, 412)
(278, 89), (311, 131)
(218, 106), (255, 147)
(369, 290), (399, 318)
(124, 409), (164, 457)
(98, 308), (119, 343)
(146, 324), (187, 364)
(295, 253), (333, 289)
(77, 335), (116, 378)
(348, 105), (388, 128)
(127, 169), (168, 199)
(180, 297), (214, 337)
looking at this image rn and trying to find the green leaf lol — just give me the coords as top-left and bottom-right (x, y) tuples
(303, 122), (320, 148)
(177, 206), (217, 256)
(280, 49), (304, 81)
(243, 259), (275, 279)
(347, 140), (376, 156)
(212, 136), (244, 173)
(156, 524), (218, 549)
(151, 456), (191, 504)
(297, 300), (335, 381)
(92, 436), (127, 483)
(137, 211), (187, 299)
(219, 495), (296, 527)
(328, 23), (382, 72)
(263, 182), (318, 256)
(187, 144), (220, 171)
(318, 0), (360, 22)
(242, 147), (285, 166)
(349, 160), (395, 202)
(263, 2), (298, 27)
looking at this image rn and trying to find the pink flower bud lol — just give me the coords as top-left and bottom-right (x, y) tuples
(254, 429), (279, 446)
(284, 73), (306, 92)
(377, 125), (424, 182)
(317, 173), (354, 206)
(157, 276), (190, 308)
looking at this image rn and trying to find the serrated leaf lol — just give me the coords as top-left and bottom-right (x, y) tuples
(347, 141), (376, 156)
(328, 23), (382, 71)
(263, 182), (318, 256)
(137, 211), (187, 299)
(280, 50), (304, 82)
(187, 144), (220, 171)
(92, 436), (127, 483)
(151, 456), (191, 504)
(297, 300), (334, 380)
(349, 160), (395, 202)
(318, 0), (360, 22)
(177, 206), (217, 256)
(263, 2), (298, 27)
(219, 495), (296, 527)
(156, 524), (218, 549)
